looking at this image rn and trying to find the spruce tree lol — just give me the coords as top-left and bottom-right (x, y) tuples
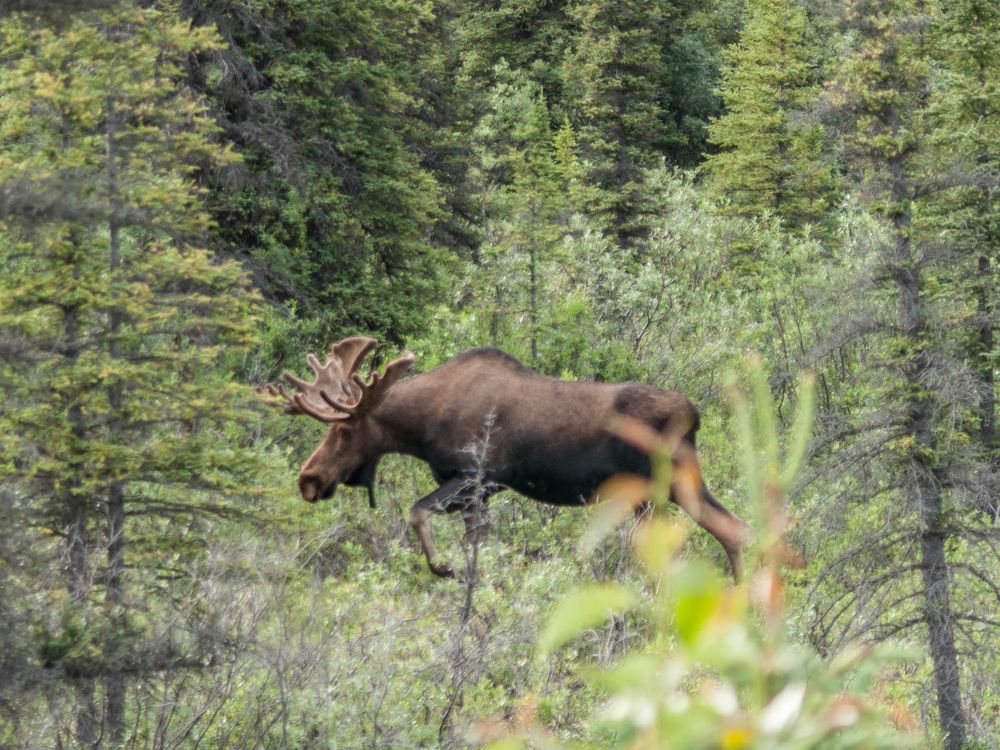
(564, 0), (675, 247)
(455, 0), (573, 107)
(703, 0), (834, 228)
(824, 0), (963, 740)
(184, 0), (453, 345)
(468, 70), (579, 367)
(930, 0), (1000, 496)
(806, 1), (999, 746)
(0, 4), (267, 743)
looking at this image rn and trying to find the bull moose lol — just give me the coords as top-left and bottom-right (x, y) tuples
(263, 337), (748, 579)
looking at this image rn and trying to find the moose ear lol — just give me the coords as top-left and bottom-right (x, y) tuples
(347, 351), (415, 415)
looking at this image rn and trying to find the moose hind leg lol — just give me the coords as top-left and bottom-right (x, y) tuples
(702, 485), (747, 581)
(686, 483), (748, 582)
(408, 478), (475, 578)
(671, 445), (749, 582)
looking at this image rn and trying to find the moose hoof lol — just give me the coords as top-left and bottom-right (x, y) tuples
(428, 558), (455, 578)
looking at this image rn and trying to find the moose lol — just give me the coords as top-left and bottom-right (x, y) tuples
(263, 337), (748, 580)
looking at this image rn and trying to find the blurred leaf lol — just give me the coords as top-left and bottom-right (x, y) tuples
(750, 568), (785, 624)
(749, 358), (780, 477)
(605, 414), (667, 455)
(579, 474), (650, 554)
(672, 561), (723, 645)
(587, 653), (659, 693)
(538, 583), (637, 658)
(758, 681), (806, 734)
(727, 383), (760, 509)
(632, 518), (687, 579)
(779, 370), (815, 491)
(484, 739), (526, 750)
(819, 696), (862, 732)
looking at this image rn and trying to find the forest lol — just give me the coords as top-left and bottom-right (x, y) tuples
(0, 0), (997, 748)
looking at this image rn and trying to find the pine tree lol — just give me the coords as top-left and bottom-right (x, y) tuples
(0, 4), (267, 743)
(703, 0), (834, 228)
(454, 0), (573, 108)
(469, 70), (578, 366)
(826, 1), (964, 742)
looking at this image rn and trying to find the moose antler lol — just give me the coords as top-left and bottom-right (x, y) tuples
(260, 337), (415, 423)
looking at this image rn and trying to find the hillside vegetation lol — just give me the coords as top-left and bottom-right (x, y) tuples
(0, 0), (996, 748)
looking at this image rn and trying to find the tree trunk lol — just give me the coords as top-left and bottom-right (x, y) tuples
(919, 493), (966, 750)
(973, 30), (997, 464)
(891, 193), (968, 750)
(68, 489), (99, 749)
(975, 251), (995, 451)
(104, 484), (126, 746)
(104, 93), (127, 748)
(60, 259), (100, 749)
(612, 82), (632, 249)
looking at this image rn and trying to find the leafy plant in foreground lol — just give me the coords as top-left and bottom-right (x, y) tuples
(477, 361), (912, 749)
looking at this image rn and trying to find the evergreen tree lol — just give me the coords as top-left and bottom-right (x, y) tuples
(184, 0), (455, 345)
(805, 1), (999, 746)
(458, 0), (724, 179)
(657, 18), (728, 167)
(703, 0), (834, 228)
(564, 0), (677, 247)
(930, 0), (1000, 501)
(455, 0), (573, 109)
(467, 70), (581, 367)
(822, 0), (961, 739)
(0, 4), (268, 743)
(0, 0), (116, 14)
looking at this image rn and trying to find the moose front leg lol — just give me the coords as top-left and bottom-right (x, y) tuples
(408, 478), (471, 578)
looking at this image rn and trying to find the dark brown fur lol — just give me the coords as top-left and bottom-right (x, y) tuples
(293, 346), (748, 579)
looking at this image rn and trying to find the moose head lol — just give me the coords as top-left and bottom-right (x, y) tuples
(262, 337), (414, 506)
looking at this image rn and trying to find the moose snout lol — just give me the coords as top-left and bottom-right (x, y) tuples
(299, 474), (336, 503)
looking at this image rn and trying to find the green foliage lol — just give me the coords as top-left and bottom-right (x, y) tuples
(0, 3), (281, 741)
(1, 0), (998, 747)
(798, 5), (1000, 747)
(0, 2), (262, 499)
(198, 0), (458, 345)
(538, 584), (638, 658)
(483, 364), (911, 749)
(456, 0), (574, 105)
(704, 0), (836, 230)
(563, 0), (678, 245)
(927, 0), (1000, 465)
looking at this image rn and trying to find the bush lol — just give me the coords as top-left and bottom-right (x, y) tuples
(477, 361), (914, 749)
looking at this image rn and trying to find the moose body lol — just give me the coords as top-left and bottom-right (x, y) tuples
(265, 338), (747, 579)
(374, 349), (690, 502)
